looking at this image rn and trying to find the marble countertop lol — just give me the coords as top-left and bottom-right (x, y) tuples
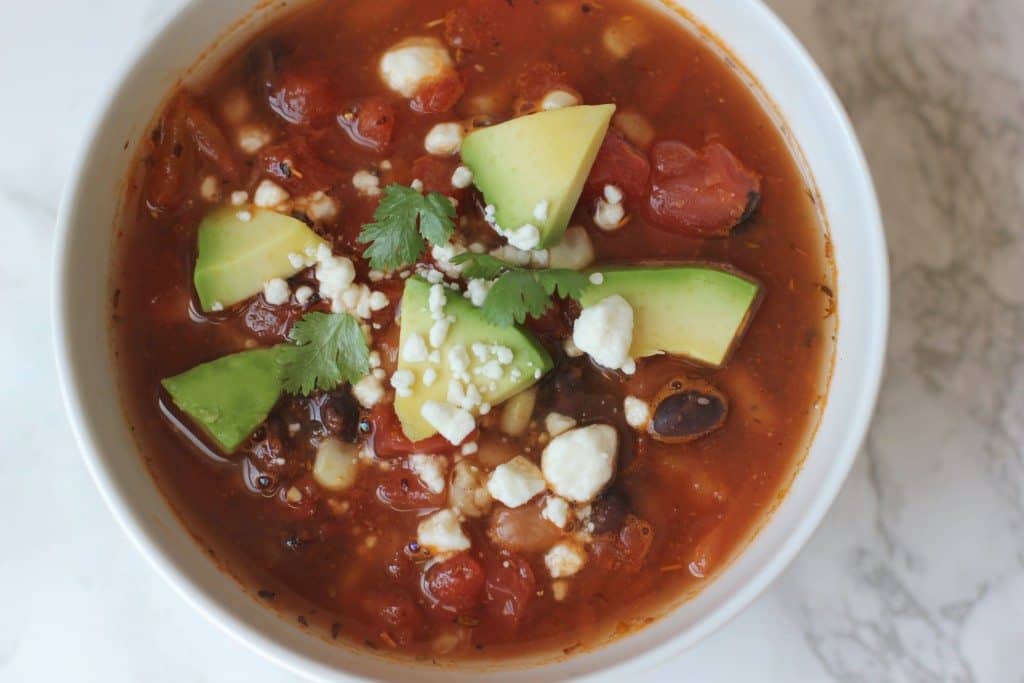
(2, 0), (1021, 680)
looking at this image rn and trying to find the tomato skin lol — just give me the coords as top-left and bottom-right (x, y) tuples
(647, 141), (761, 238)
(361, 587), (426, 646)
(342, 96), (395, 152)
(411, 74), (465, 114)
(586, 131), (651, 201)
(369, 405), (462, 458)
(483, 552), (536, 629)
(423, 553), (486, 615)
(267, 61), (340, 127)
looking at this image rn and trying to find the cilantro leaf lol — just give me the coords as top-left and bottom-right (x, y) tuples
(356, 184), (456, 271)
(451, 253), (589, 326)
(278, 312), (369, 395)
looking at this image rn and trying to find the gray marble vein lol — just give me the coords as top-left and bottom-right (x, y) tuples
(769, 1), (1024, 681)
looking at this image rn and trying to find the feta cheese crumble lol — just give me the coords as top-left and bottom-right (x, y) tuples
(547, 226), (595, 270)
(541, 496), (571, 529)
(253, 179), (290, 208)
(390, 369), (415, 397)
(451, 165), (473, 189)
(379, 37), (454, 98)
(263, 278), (290, 305)
(540, 89), (582, 111)
(352, 170), (381, 196)
(409, 454), (448, 494)
(401, 333), (430, 363)
(424, 122), (464, 156)
(487, 456), (546, 508)
(417, 509), (471, 554)
(572, 294), (636, 374)
(623, 396), (651, 429)
(352, 374), (385, 409)
(545, 541), (586, 578)
(544, 412), (577, 437)
(421, 400), (475, 445)
(542, 424), (618, 502)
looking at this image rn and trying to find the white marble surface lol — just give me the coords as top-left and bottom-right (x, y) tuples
(1, 0), (1021, 680)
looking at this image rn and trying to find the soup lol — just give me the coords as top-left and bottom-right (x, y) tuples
(112, 0), (835, 662)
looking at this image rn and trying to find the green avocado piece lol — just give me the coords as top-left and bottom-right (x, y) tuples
(460, 104), (615, 249)
(161, 347), (284, 453)
(580, 265), (761, 368)
(395, 277), (553, 442)
(193, 206), (328, 312)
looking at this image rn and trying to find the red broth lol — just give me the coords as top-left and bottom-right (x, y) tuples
(111, 0), (835, 661)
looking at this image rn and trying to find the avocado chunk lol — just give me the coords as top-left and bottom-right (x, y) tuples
(161, 347), (283, 452)
(461, 104), (615, 249)
(394, 277), (553, 441)
(580, 265), (760, 368)
(193, 206), (328, 312)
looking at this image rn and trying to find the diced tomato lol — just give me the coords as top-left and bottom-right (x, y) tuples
(369, 405), (461, 458)
(341, 96), (396, 152)
(647, 141), (761, 238)
(267, 60), (340, 127)
(423, 553), (486, 615)
(374, 469), (445, 511)
(361, 587), (425, 646)
(257, 136), (345, 195)
(586, 131), (651, 201)
(410, 155), (461, 196)
(483, 552), (535, 630)
(241, 296), (305, 343)
(179, 94), (241, 182)
(146, 103), (187, 212)
(411, 74), (465, 115)
(590, 514), (654, 573)
(443, 0), (530, 53)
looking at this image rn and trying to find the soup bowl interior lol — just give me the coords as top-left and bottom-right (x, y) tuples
(53, 0), (887, 680)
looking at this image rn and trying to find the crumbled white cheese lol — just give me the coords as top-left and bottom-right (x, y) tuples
(379, 37), (454, 98)
(431, 241), (467, 278)
(263, 278), (290, 305)
(236, 210), (253, 222)
(603, 184), (624, 205)
(304, 190), (339, 221)
(505, 223), (541, 251)
(429, 318), (451, 348)
(315, 251), (357, 301)
(369, 351), (382, 368)
(545, 540), (586, 578)
(487, 456), (546, 508)
(623, 396), (651, 429)
(417, 509), (471, 554)
(390, 369), (416, 397)
(287, 252), (306, 269)
(423, 367), (438, 387)
(542, 424), (617, 502)
(421, 400), (476, 445)
(572, 294), (635, 373)
(294, 285), (314, 305)
(447, 379), (482, 411)
(402, 333), (430, 363)
(229, 190), (249, 206)
(237, 124), (272, 154)
(544, 412), (577, 437)
(210, 301), (224, 312)
(411, 178), (424, 192)
(533, 199), (550, 222)
(409, 454), (448, 494)
(589, 272), (604, 285)
(199, 175), (220, 202)
(424, 122), (464, 156)
(448, 345), (471, 379)
(253, 179), (290, 208)
(465, 278), (492, 307)
(541, 496), (572, 529)
(352, 170), (381, 196)
(461, 441), (479, 455)
(492, 345), (514, 365)
(352, 374), (385, 409)
(451, 165), (473, 189)
(594, 197), (626, 231)
(428, 283), (447, 319)
(540, 89), (581, 111)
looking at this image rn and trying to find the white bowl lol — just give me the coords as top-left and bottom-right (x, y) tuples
(53, 0), (888, 680)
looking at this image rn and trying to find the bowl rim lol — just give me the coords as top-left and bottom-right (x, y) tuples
(52, 0), (888, 680)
